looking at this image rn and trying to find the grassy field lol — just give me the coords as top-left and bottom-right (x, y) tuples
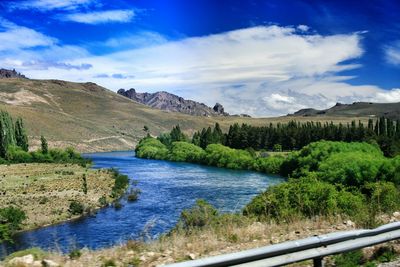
(0, 163), (115, 230)
(0, 78), (369, 152)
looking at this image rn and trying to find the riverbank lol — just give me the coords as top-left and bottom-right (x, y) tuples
(0, 163), (116, 231)
(2, 215), (400, 267)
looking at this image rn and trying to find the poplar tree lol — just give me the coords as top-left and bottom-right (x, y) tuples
(15, 118), (29, 152)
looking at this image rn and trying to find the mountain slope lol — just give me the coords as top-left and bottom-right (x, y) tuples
(0, 78), (366, 152)
(290, 102), (400, 119)
(117, 88), (229, 116)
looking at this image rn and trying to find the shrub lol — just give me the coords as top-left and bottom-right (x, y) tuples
(5, 146), (32, 163)
(177, 199), (218, 230)
(69, 249), (82, 259)
(255, 156), (285, 174)
(318, 152), (386, 186)
(109, 169), (129, 198)
(204, 144), (254, 170)
(243, 177), (367, 222)
(135, 137), (169, 159)
(127, 188), (141, 202)
(0, 206), (26, 242)
(69, 201), (84, 215)
(168, 141), (205, 162)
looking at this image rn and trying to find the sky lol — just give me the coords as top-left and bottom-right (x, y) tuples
(0, 0), (399, 117)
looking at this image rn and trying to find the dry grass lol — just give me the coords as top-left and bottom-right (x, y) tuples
(0, 78), (370, 152)
(2, 216), (366, 267)
(0, 163), (115, 230)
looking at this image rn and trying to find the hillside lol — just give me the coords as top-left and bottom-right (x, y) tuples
(0, 78), (367, 152)
(290, 102), (400, 119)
(117, 88), (229, 116)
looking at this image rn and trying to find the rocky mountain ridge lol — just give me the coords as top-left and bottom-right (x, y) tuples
(117, 88), (230, 117)
(290, 102), (400, 119)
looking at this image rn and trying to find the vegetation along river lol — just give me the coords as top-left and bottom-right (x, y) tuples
(1, 151), (283, 256)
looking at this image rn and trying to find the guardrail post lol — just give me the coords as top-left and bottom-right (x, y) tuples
(313, 257), (324, 267)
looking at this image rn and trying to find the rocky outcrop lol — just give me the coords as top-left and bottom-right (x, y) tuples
(118, 88), (229, 117)
(0, 68), (27, 79)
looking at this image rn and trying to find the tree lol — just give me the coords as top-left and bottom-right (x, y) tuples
(15, 118), (29, 152)
(41, 135), (48, 154)
(170, 125), (187, 142)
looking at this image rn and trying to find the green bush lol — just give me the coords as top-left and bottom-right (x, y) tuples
(135, 137), (169, 159)
(177, 199), (219, 230)
(109, 168), (129, 198)
(282, 141), (384, 177)
(204, 144), (254, 170)
(318, 152), (386, 186)
(255, 156), (285, 174)
(0, 206), (26, 242)
(69, 201), (84, 215)
(168, 141), (205, 162)
(5, 146), (32, 163)
(243, 177), (366, 222)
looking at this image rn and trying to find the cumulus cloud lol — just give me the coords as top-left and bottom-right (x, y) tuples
(1, 22), (399, 116)
(385, 41), (400, 66)
(60, 10), (135, 24)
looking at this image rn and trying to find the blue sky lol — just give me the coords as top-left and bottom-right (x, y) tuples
(0, 0), (399, 116)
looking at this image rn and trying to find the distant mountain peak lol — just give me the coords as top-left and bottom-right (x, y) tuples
(117, 88), (230, 117)
(0, 68), (27, 79)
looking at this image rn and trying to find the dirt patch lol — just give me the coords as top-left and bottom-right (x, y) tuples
(0, 89), (49, 106)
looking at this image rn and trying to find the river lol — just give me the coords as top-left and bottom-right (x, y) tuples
(1, 151), (283, 256)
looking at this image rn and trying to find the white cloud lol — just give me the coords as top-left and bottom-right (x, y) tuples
(385, 41), (400, 66)
(297, 25), (309, 32)
(1, 23), (399, 116)
(0, 18), (55, 51)
(104, 31), (167, 49)
(9, 0), (95, 11)
(60, 10), (135, 24)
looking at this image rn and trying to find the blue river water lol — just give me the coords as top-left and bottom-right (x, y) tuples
(1, 151), (283, 256)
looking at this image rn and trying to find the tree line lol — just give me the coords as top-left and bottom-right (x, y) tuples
(0, 110), (88, 165)
(188, 118), (400, 157)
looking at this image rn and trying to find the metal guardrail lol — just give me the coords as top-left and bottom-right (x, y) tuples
(165, 222), (400, 267)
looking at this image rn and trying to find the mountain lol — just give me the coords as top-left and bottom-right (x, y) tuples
(117, 88), (229, 116)
(290, 102), (400, 119)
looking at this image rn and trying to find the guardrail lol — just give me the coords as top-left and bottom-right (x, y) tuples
(165, 221), (400, 267)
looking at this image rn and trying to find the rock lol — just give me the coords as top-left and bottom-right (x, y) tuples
(139, 255), (147, 262)
(8, 254), (34, 265)
(213, 103), (225, 114)
(33, 260), (43, 267)
(344, 220), (355, 227)
(42, 259), (60, 267)
(393, 211), (400, 218)
(187, 253), (196, 260)
(0, 68), (27, 79)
